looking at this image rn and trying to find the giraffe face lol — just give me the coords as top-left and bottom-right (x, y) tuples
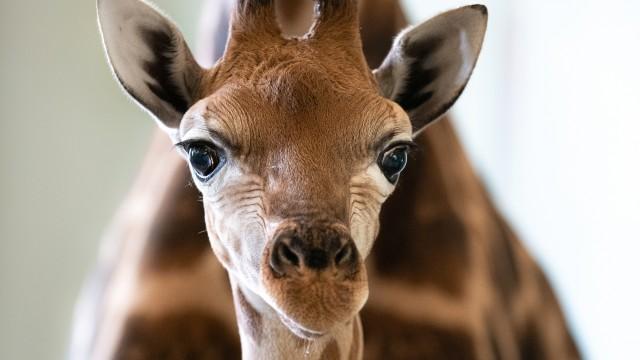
(99, 0), (487, 339)
(176, 60), (412, 333)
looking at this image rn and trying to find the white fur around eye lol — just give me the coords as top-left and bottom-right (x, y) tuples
(181, 127), (212, 143)
(348, 161), (397, 258)
(202, 171), (268, 291)
(365, 162), (397, 197)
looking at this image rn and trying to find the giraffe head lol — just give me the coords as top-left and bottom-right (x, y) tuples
(98, 0), (487, 338)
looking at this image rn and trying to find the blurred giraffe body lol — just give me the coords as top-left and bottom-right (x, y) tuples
(71, 0), (580, 359)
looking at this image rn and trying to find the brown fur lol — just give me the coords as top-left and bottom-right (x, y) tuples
(320, 339), (340, 360)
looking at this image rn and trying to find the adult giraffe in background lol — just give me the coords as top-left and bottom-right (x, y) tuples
(70, 0), (581, 359)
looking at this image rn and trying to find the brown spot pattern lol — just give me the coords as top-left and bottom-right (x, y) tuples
(360, 306), (474, 360)
(374, 137), (471, 296)
(486, 316), (503, 360)
(114, 310), (240, 359)
(489, 215), (520, 304)
(534, 267), (582, 359)
(518, 321), (546, 360)
(144, 168), (210, 271)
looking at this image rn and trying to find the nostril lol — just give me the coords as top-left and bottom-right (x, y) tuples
(279, 242), (300, 266)
(270, 227), (359, 276)
(334, 243), (352, 266)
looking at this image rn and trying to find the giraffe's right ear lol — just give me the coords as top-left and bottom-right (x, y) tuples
(98, 0), (204, 138)
(374, 5), (488, 136)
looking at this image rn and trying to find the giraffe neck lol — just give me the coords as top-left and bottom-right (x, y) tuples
(229, 276), (362, 360)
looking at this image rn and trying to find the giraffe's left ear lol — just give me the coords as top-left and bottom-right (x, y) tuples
(97, 0), (204, 140)
(374, 5), (488, 136)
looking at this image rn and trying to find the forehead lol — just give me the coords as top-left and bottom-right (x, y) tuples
(183, 62), (411, 157)
(185, 87), (408, 158)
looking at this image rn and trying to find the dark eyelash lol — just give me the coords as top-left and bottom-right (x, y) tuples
(174, 139), (215, 151)
(385, 140), (418, 153)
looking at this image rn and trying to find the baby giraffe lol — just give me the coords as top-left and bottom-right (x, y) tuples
(95, 0), (579, 359)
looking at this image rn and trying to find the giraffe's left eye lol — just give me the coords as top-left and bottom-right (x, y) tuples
(184, 142), (223, 181)
(378, 145), (410, 184)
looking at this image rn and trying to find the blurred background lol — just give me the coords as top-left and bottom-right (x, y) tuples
(1, 0), (638, 358)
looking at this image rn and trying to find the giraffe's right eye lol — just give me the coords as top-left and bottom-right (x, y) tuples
(186, 143), (222, 181)
(378, 144), (411, 184)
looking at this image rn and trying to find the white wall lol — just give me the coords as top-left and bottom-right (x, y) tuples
(403, 1), (640, 359)
(0, 1), (201, 359)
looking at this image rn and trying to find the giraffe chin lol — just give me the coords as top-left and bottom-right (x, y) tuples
(262, 265), (369, 336)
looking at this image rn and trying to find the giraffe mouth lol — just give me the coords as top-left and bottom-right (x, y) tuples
(262, 272), (369, 336)
(279, 313), (327, 339)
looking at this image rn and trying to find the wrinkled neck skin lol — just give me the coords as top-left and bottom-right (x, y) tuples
(229, 275), (361, 360)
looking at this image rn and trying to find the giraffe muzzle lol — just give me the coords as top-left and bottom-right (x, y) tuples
(261, 221), (369, 334)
